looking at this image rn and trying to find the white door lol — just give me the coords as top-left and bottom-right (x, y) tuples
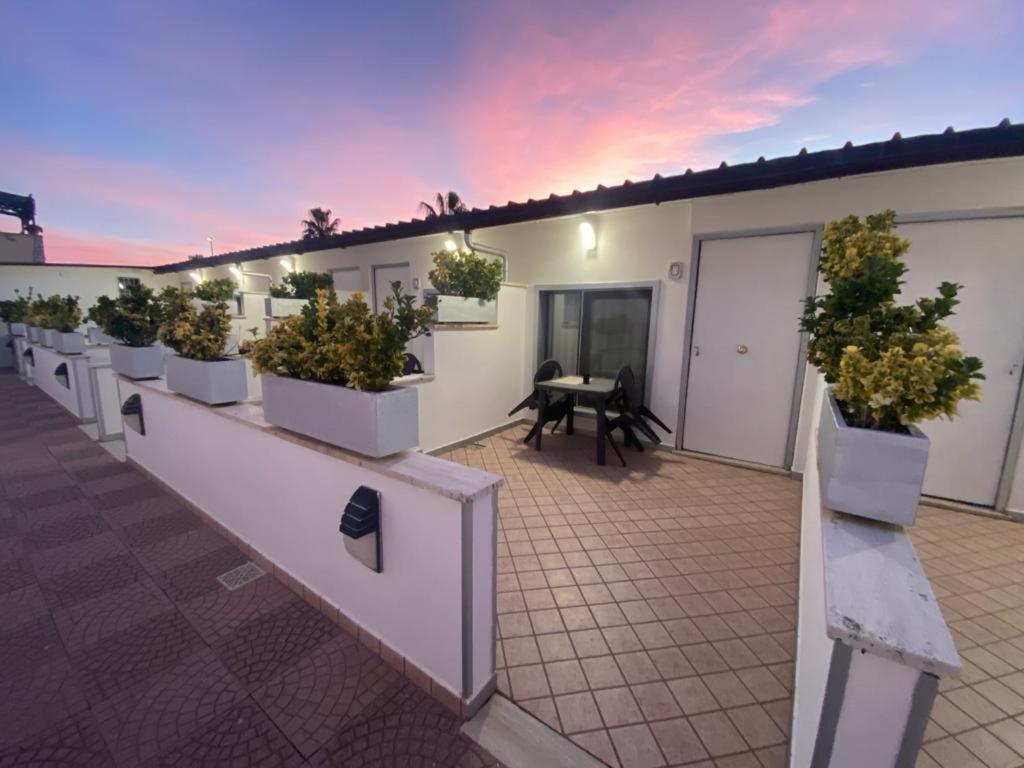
(683, 232), (815, 467)
(372, 263), (412, 312)
(896, 217), (1024, 506)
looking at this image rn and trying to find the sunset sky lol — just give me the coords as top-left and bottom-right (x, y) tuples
(2, 0), (1021, 266)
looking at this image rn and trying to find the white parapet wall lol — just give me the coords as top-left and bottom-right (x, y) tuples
(29, 344), (95, 422)
(791, 377), (961, 767)
(119, 377), (502, 716)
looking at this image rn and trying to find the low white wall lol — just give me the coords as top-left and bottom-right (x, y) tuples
(30, 345), (94, 421)
(791, 374), (959, 767)
(415, 284), (528, 452)
(120, 378), (500, 706)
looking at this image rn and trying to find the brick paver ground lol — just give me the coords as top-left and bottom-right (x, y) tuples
(0, 372), (495, 767)
(446, 426), (801, 768)
(913, 508), (1024, 768)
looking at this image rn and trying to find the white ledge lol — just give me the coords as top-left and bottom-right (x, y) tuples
(822, 505), (961, 677)
(126, 376), (503, 504)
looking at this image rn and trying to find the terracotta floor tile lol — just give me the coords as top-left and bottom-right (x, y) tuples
(572, 729), (622, 767)
(556, 691), (604, 733)
(546, 659), (589, 695)
(508, 663), (551, 700)
(594, 687), (644, 727)
(690, 711), (748, 757)
(956, 727), (1021, 768)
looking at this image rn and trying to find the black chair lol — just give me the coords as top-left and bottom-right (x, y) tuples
(607, 365), (672, 453)
(402, 353), (424, 376)
(509, 359), (574, 443)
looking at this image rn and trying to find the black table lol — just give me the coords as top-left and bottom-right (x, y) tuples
(534, 375), (618, 465)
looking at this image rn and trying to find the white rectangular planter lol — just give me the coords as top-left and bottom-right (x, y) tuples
(53, 331), (85, 355)
(166, 355), (247, 405)
(87, 326), (114, 344)
(818, 391), (929, 526)
(41, 329), (57, 347)
(434, 295), (498, 324)
(261, 374), (419, 457)
(110, 343), (165, 380)
(9, 322), (27, 337)
(27, 326), (44, 343)
(264, 297), (308, 318)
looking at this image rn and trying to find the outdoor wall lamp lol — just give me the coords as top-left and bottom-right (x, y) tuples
(279, 257), (295, 273)
(121, 393), (145, 435)
(579, 221), (597, 252)
(54, 363), (69, 389)
(229, 264), (244, 283)
(340, 485), (382, 573)
(189, 270), (203, 284)
(443, 238), (458, 252)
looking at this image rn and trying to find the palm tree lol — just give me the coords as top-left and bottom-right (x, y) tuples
(301, 207), (340, 240)
(418, 191), (467, 219)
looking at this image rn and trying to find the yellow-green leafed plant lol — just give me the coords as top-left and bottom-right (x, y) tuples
(49, 295), (83, 333)
(428, 248), (502, 301)
(250, 284), (433, 392)
(157, 286), (231, 361)
(800, 210), (983, 431)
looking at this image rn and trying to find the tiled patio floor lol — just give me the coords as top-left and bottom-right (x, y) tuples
(445, 426), (802, 768)
(0, 372), (494, 767)
(913, 508), (1024, 768)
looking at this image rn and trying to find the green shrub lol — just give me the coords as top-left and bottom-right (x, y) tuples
(193, 278), (237, 302)
(800, 210), (984, 431)
(0, 288), (32, 323)
(428, 248), (502, 301)
(49, 295), (82, 333)
(90, 283), (162, 347)
(26, 294), (56, 327)
(269, 270), (334, 299)
(157, 286), (232, 361)
(250, 284), (433, 391)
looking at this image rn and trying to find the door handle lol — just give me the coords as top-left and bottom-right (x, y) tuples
(693, 345), (700, 357)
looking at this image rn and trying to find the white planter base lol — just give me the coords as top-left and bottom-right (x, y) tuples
(27, 326), (45, 344)
(166, 355), (247, 405)
(264, 297), (309, 318)
(818, 391), (929, 526)
(261, 374), (419, 457)
(53, 332), (85, 355)
(434, 295), (498, 324)
(41, 329), (57, 347)
(110, 344), (165, 380)
(9, 323), (27, 337)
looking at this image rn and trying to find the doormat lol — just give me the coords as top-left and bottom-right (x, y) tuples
(217, 561), (266, 591)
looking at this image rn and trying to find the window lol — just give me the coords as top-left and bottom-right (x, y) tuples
(117, 277), (141, 297)
(538, 286), (654, 399)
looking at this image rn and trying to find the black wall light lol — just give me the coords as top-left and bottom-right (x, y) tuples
(23, 348), (33, 364)
(54, 363), (70, 389)
(121, 393), (145, 435)
(340, 485), (382, 572)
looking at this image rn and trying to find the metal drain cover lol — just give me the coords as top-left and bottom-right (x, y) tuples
(217, 561), (266, 591)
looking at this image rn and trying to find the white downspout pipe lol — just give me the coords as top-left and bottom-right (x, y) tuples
(462, 230), (508, 281)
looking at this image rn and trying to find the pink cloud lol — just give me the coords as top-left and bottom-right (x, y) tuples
(448, 0), (985, 204)
(44, 229), (185, 267)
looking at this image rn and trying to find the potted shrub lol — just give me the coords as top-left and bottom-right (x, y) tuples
(91, 283), (165, 379)
(265, 270), (334, 318)
(84, 296), (116, 344)
(193, 278), (241, 315)
(49, 295), (85, 354)
(801, 211), (983, 525)
(26, 294), (53, 344)
(1, 289), (31, 336)
(158, 287), (247, 405)
(251, 284), (433, 457)
(428, 247), (502, 323)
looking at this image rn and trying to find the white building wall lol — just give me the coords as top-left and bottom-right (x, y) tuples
(5, 156), (1020, 502)
(0, 264), (177, 325)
